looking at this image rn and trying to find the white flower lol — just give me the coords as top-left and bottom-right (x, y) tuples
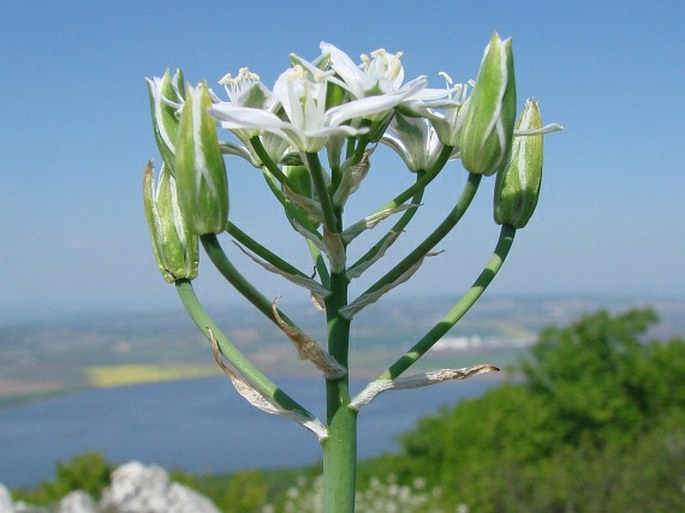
(403, 72), (472, 148)
(321, 42), (446, 105)
(322, 42), (406, 98)
(210, 64), (425, 153)
(219, 67), (273, 110)
(215, 68), (290, 165)
(381, 114), (445, 172)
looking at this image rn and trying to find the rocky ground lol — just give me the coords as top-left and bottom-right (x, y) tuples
(0, 462), (220, 513)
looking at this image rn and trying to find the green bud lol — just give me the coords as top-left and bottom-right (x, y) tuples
(143, 161), (199, 283)
(461, 33), (516, 176)
(283, 165), (322, 226)
(325, 80), (347, 110)
(175, 82), (229, 235)
(494, 98), (544, 229)
(284, 165), (314, 197)
(146, 69), (185, 173)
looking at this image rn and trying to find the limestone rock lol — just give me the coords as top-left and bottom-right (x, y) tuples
(1, 462), (219, 513)
(13, 500), (50, 512)
(58, 491), (98, 513)
(0, 484), (13, 513)
(99, 462), (220, 513)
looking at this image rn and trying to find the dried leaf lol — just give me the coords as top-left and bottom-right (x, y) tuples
(340, 251), (442, 319)
(283, 185), (324, 223)
(346, 230), (402, 280)
(208, 329), (328, 441)
(323, 228), (346, 272)
(271, 298), (346, 379)
(333, 148), (374, 206)
(233, 242), (331, 299)
(342, 204), (418, 243)
(350, 364), (500, 410)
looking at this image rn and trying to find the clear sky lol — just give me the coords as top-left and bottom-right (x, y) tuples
(1, 0), (683, 321)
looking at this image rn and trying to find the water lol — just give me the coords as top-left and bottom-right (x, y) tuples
(0, 376), (496, 488)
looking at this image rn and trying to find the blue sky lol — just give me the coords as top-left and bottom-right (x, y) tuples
(1, 0), (683, 320)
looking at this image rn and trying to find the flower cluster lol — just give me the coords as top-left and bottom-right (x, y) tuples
(143, 35), (561, 283)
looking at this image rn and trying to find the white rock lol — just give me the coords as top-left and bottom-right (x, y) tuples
(99, 462), (219, 513)
(58, 491), (98, 513)
(0, 483), (14, 513)
(14, 500), (50, 512)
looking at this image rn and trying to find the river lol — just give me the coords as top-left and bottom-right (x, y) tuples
(0, 376), (497, 488)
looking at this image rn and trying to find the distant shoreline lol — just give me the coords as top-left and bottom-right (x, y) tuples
(0, 365), (508, 411)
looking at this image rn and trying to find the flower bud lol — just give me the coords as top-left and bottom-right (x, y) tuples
(494, 98), (544, 229)
(146, 69), (185, 172)
(143, 161), (199, 283)
(460, 33), (516, 176)
(283, 165), (322, 226)
(284, 165), (314, 198)
(175, 82), (229, 235)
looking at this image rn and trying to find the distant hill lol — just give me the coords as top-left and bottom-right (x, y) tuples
(1, 295), (683, 406)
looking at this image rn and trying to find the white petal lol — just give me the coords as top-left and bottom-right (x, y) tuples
(514, 123), (564, 136)
(210, 104), (290, 130)
(326, 90), (408, 127)
(321, 41), (364, 96)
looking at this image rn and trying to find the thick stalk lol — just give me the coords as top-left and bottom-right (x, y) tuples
(322, 269), (357, 513)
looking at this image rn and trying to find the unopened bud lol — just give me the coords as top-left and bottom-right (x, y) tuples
(146, 69), (185, 172)
(461, 33), (516, 176)
(143, 161), (199, 283)
(494, 98), (544, 229)
(283, 165), (322, 226)
(175, 82), (229, 235)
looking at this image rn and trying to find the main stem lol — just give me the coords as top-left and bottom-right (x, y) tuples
(322, 269), (356, 513)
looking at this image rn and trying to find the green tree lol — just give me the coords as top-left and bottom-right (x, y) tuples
(385, 308), (685, 513)
(218, 470), (268, 513)
(13, 452), (112, 505)
(520, 308), (663, 448)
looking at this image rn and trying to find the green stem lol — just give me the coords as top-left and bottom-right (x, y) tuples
(358, 172), (482, 302)
(377, 224), (516, 381)
(261, 168), (323, 240)
(306, 151), (339, 234)
(175, 279), (315, 418)
(347, 172), (426, 276)
(250, 136), (288, 184)
(322, 269), (357, 513)
(226, 221), (314, 283)
(200, 233), (298, 328)
(374, 144), (453, 214)
(307, 239), (330, 289)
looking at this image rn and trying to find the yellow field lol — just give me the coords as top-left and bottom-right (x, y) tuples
(86, 364), (221, 388)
